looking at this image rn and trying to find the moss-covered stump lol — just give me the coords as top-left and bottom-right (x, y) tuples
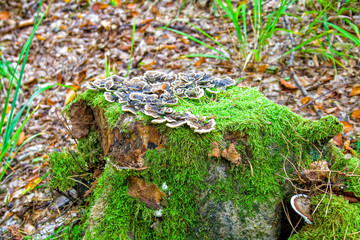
(54, 85), (360, 239)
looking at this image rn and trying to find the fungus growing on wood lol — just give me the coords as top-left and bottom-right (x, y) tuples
(221, 143), (241, 166)
(86, 71), (236, 133)
(127, 176), (166, 210)
(290, 194), (312, 224)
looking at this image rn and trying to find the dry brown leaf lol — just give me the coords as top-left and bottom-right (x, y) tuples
(349, 85), (360, 96)
(16, 131), (26, 146)
(36, 35), (46, 41)
(279, 78), (297, 89)
(340, 121), (353, 133)
(74, 69), (87, 84)
(181, 37), (190, 44)
(127, 176), (165, 209)
(162, 44), (176, 50)
(317, 102), (323, 110)
(324, 107), (338, 114)
(24, 177), (43, 193)
(146, 35), (154, 45)
(351, 109), (360, 119)
(208, 141), (220, 158)
(141, 60), (156, 70)
(0, 11), (11, 21)
(333, 133), (343, 148)
(194, 57), (206, 68)
(140, 18), (154, 24)
(301, 96), (312, 104)
(46, 98), (55, 106)
(64, 89), (76, 106)
(91, 2), (108, 11)
(258, 64), (267, 73)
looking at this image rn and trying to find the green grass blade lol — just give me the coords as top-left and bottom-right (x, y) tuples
(167, 19), (229, 54)
(2, 0), (49, 147)
(282, 30), (333, 57)
(126, 17), (136, 78)
(182, 53), (228, 60)
(344, 19), (360, 39)
(326, 22), (360, 47)
(161, 27), (227, 57)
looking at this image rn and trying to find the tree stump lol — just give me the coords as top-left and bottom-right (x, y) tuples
(63, 81), (347, 239)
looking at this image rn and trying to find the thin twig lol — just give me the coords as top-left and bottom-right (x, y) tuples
(296, 80), (359, 112)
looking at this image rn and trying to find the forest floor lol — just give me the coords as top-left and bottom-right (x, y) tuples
(0, 0), (359, 239)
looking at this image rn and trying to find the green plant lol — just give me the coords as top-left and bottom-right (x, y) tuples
(0, 53), (19, 90)
(282, 0), (360, 71)
(0, 1), (55, 181)
(162, 0), (293, 69)
(126, 17), (136, 78)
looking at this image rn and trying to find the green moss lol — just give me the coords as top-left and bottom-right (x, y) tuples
(62, 86), (351, 239)
(49, 130), (102, 191)
(78, 87), (346, 239)
(290, 195), (360, 239)
(328, 144), (360, 196)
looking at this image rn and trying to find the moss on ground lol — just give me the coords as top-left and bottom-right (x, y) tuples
(289, 195), (360, 239)
(58, 86), (360, 239)
(49, 130), (102, 191)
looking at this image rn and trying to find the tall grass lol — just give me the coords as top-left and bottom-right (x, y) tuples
(0, 1), (56, 181)
(162, 0), (359, 70)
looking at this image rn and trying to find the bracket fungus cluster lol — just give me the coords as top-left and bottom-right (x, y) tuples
(86, 71), (236, 133)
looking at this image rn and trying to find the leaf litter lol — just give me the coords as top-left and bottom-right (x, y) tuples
(0, 0), (359, 238)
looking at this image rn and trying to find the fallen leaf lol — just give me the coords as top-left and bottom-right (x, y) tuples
(317, 102), (323, 109)
(340, 121), (353, 133)
(46, 98), (55, 106)
(91, 2), (108, 11)
(324, 107), (338, 114)
(194, 57), (206, 68)
(16, 131), (26, 146)
(141, 60), (156, 70)
(74, 69), (87, 85)
(208, 141), (220, 158)
(140, 18), (154, 24)
(279, 78), (297, 89)
(36, 35), (46, 41)
(301, 96), (312, 104)
(337, 191), (360, 203)
(258, 64), (267, 73)
(181, 37), (190, 44)
(344, 140), (359, 157)
(24, 223), (35, 235)
(24, 177), (43, 193)
(127, 176), (165, 209)
(0, 11), (11, 21)
(146, 35), (154, 45)
(349, 85), (360, 96)
(162, 44), (176, 50)
(351, 109), (360, 119)
(64, 89), (76, 106)
(333, 133), (343, 148)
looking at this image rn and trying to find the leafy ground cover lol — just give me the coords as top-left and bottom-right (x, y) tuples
(0, 0), (359, 239)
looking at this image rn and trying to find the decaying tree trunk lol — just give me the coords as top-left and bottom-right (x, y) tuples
(66, 85), (347, 239)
